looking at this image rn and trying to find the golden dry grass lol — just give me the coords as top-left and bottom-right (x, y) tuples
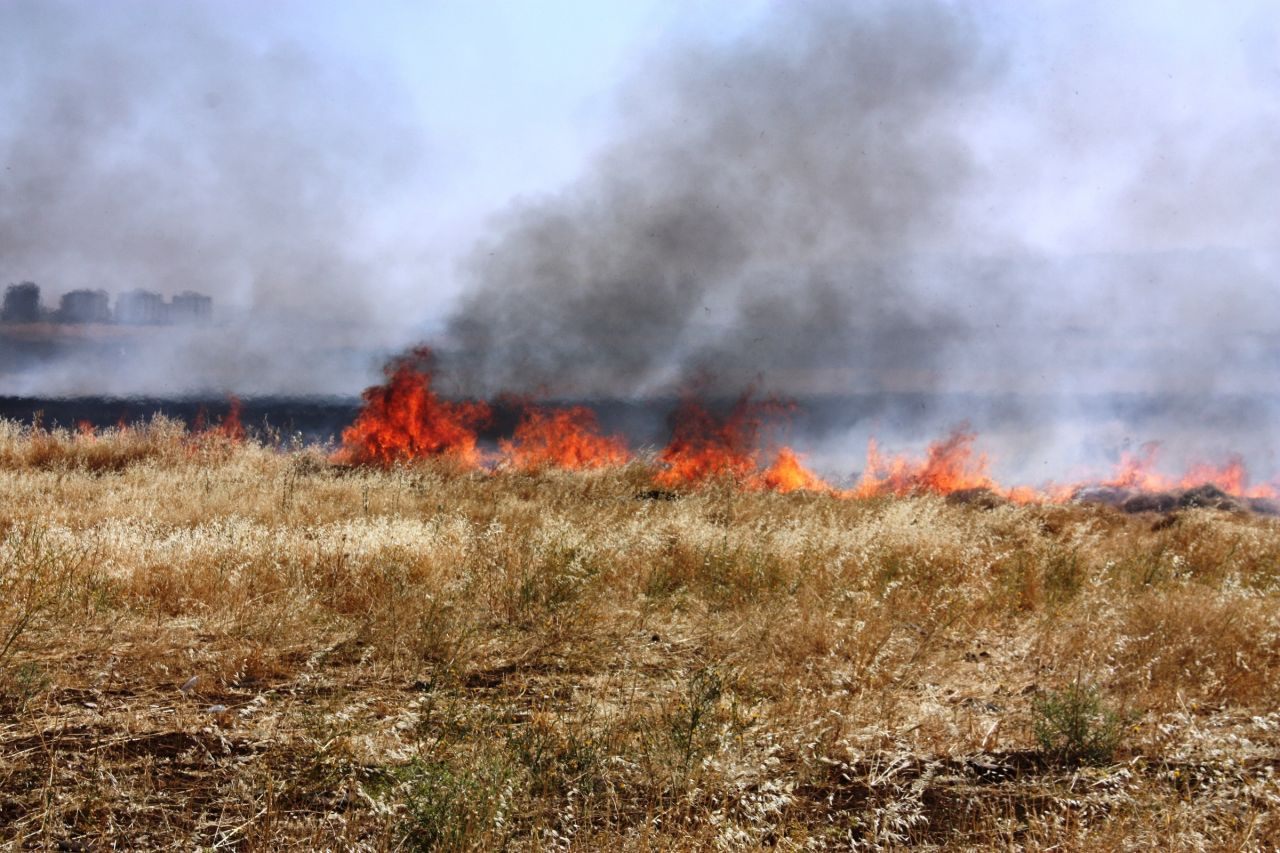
(1, 419), (1279, 850)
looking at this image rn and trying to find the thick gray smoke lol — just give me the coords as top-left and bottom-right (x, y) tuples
(445, 0), (1280, 482)
(0, 0), (423, 395)
(448, 1), (1002, 398)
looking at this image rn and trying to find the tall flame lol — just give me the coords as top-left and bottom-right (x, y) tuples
(759, 446), (832, 493)
(216, 395), (246, 442)
(656, 395), (764, 486)
(339, 347), (490, 467)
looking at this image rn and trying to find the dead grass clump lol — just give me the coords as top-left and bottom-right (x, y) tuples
(1114, 588), (1280, 709)
(0, 416), (190, 473)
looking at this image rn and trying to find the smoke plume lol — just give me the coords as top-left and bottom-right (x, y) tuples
(447, 1), (1004, 397)
(442, 0), (1280, 479)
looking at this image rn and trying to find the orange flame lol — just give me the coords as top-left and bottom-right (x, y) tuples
(1102, 442), (1165, 491)
(1182, 456), (1245, 495)
(340, 347), (491, 467)
(188, 396), (245, 448)
(655, 394), (831, 493)
(759, 446), (832, 493)
(216, 395), (246, 442)
(853, 428), (994, 497)
(334, 345), (1280, 502)
(1095, 443), (1276, 499)
(657, 395), (765, 487)
(500, 405), (629, 471)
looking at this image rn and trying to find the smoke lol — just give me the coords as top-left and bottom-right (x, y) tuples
(0, 0), (425, 395)
(447, 0), (1004, 398)
(3, 0), (1278, 480)
(442, 0), (1280, 479)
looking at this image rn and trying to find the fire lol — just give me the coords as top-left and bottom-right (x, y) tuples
(1172, 454), (1275, 499)
(189, 396), (246, 445)
(216, 395), (245, 442)
(654, 394), (831, 493)
(843, 430), (1278, 503)
(1182, 456), (1247, 495)
(333, 347), (1279, 503)
(853, 428), (995, 497)
(759, 446), (831, 493)
(1102, 442), (1165, 491)
(340, 347), (491, 467)
(500, 405), (629, 471)
(1095, 443), (1276, 498)
(656, 395), (765, 486)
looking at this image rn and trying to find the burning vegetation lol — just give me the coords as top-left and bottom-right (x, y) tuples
(333, 349), (1280, 514)
(4, 414), (1280, 848)
(339, 348), (492, 468)
(499, 404), (629, 472)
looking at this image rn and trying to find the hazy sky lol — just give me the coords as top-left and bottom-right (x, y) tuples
(0, 0), (1277, 400)
(4, 0), (1275, 321)
(246, 0), (778, 326)
(2, 0), (752, 331)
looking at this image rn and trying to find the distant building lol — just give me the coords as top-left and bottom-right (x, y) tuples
(3, 283), (215, 326)
(116, 289), (166, 325)
(59, 289), (111, 324)
(169, 291), (213, 324)
(1, 282), (41, 323)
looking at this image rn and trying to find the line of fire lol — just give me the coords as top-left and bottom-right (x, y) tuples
(327, 347), (1280, 512)
(2, 281), (1275, 513)
(1, 312), (1277, 512)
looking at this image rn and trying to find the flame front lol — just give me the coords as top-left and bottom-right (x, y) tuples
(500, 405), (629, 471)
(334, 350), (1278, 502)
(853, 428), (994, 497)
(759, 447), (831, 493)
(656, 395), (762, 486)
(339, 348), (490, 467)
(1104, 445), (1276, 499)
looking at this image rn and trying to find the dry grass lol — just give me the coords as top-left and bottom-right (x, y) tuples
(1, 419), (1279, 850)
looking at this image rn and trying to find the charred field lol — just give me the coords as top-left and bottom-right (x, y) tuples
(2, 420), (1279, 850)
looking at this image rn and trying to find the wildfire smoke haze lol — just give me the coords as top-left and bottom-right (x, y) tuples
(8, 4), (1280, 845)
(4, 1), (1280, 504)
(426, 0), (1280, 500)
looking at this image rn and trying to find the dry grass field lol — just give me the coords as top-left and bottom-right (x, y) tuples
(1, 419), (1279, 850)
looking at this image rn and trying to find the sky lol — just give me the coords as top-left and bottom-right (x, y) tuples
(2, 0), (761, 329)
(211, 0), (778, 327)
(0, 0), (1277, 404)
